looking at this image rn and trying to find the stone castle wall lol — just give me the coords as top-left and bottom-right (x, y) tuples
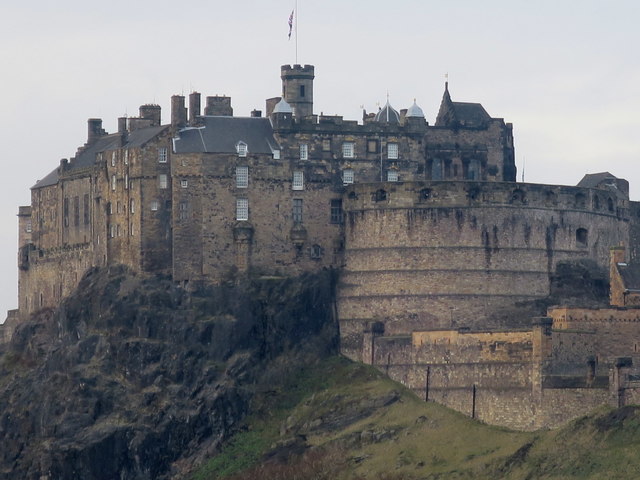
(339, 180), (629, 360)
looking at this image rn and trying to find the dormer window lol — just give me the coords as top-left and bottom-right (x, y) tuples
(236, 141), (248, 157)
(273, 149), (281, 160)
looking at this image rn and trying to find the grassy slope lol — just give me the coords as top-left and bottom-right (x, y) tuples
(191, 356), (640, 480)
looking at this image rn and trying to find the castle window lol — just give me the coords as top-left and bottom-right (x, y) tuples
(576, 228), (588, 248)
(179, 201), (189, 220)
(236, 198), (249, 221)
(593, 195), (601, 210)
(25, 221), (32, 233)
(575, 192), (586, 208)
(111, 175), (117, 191)
(467, 159), (480, 180)
(150, 200), (159, 211)
(299, 144), (308, 160)
(431, 158), (443, 180)
(130, 199), (135, 214)
(387, 169), (398, 182)
(107, 202), (112, 215)
(158, 147), (168, 163)
(236, 141), (248, 157)
(181, 179), (188, 188)
(322, 139), (331, 151)
(124, 174), (129, 189)
(117, 201), (121, 214)
(236, 166), (248, 188)
(330, 199), (343, 224)
(343, 168), (354, 185)
(293, 171), (304, 190)
(367, 139), (379, 154)
(111, 152), (116, 167)
(387, 143), (399, 160)
(124, 150), (129, 165)
(159, 174), (168, 189)
(374, 189), (387, 202)
(300, 84), (305, 98)
(73, 196), (80, 227)
(310, 244), (323, 260)
(110, 224), (116, 238)
(83, 194), (90, 225)
(273, 149), (281, 160)
(117, 224), (121, 237)
(293, 198), (303, 223)
(342, 142), (355, 158)
(608, 197), (615, 212)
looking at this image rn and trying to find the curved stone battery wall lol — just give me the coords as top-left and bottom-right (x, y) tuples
(339, 181), (629, 360)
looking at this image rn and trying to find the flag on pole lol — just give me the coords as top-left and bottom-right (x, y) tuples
(288, 10), (294, 39)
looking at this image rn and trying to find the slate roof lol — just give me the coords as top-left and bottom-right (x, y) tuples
(374, 101), (401, 124)
(449, 101), (491, 127)
(617, 263), (640, 292)
(577, 172), (617, 189)
(32, 125), (169, 189)
(173, 116), (280, 155)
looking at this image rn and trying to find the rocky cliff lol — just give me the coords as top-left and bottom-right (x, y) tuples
(0, 266), (338, 479)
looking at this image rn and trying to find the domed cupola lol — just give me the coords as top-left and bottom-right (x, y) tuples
(273, 98), (293, 114)
(406, 99), (425, 119)
(374, 100), (401, 124)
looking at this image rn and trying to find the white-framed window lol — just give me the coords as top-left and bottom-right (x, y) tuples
(130, 199), (135, 213)
(111, 151), (116, 166)
(158, 147), (168, 163)
(181, 179), (188, 188)
(273, 149), (281, 160)
(124, 149), (129, 165)
(236, 166), (248, 188)
(111, 175), (116, 191)
(387, 169), (398, 182)
(150, 200), (159, 211)
(292, 171), (304, 190)
(26, 221), (32, 233)
(343, 168), (354, 185)
(236, 141), (248, 157)
(130, 223), (135, 236)
(387, 143), (399, 160)
(236, 198), (248, 221)
(299, 144), (308, 160)
(124, 174), (129, 189)
(342, 142), (355, 158)
(159, 174), (168, 189)
(110, 224), (116, 238)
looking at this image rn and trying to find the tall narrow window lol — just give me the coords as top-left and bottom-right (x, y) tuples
(387, 143), (399, 159)
(273, 149), (281, 159)
(159, 174), (168, 189)
(236, 198), (249, 221)
(124, 150), (129, 165)
(83, 194), (90, 225)
(299, 144), (308, 160)
(73, 196), (80, 227)
(342, 142), (355, 158)
(111, 152), (116, 166)
(322, 139), (331, 151)
(293, 199), (303, 223)
(330, 199), (343, 224)
(158, 147), (168, 163)
(179, 201), (189, 220)
(293, 171), (304, 190)
(130, 199), (135, 214)
(236, 166), (248, 188)
(300, 85), (305, 97)
(111, 175), (117, 191)
(124, 174), (129, 189)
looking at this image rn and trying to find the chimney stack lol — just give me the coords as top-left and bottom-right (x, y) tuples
(204, 96), (233, 116)
(87, 118), (104, 144)
(171, 95), (187, 130)
(139, 104), (161, 126)
(189, 92), (201, 124)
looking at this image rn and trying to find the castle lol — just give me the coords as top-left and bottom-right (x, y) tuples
(7, 64), (640, 430)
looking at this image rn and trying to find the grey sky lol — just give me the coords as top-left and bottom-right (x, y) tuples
(2, 1), (640, 318)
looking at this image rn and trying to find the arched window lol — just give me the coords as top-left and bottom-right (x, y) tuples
(576, 228), (588, 248)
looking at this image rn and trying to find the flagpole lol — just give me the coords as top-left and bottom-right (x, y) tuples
(295, 0), (298, 64)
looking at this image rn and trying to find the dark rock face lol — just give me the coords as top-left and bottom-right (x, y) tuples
(0, 266), (338, 479)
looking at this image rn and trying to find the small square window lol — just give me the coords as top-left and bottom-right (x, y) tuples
(236, 198), (248, 221)
(236, 166), (248, 188)
(387, 169), (398, 182)
(292, 171), (304, 190)
(342, 142), (355, 158)
(150, 200), (159, 211)
(159, 174), (168, 189)
(273, 149), (281, 159)
(181, 179), (188, 188)
(343, 169), (354, 185)
(158, 147), (168, 163)
(387, 143), (399, 160)
(299, 144), (308, 160)
(322, 139), (331, 152)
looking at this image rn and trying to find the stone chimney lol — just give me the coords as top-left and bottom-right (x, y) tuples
(171, 95), (187, 130)
(87, 118), (104, 144)
(189, 92), (201, 124)
(139, 104), (161, 126)
(204, 96), (233, 116)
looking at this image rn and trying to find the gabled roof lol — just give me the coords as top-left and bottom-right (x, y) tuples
(577, 172), (617, 189)
(32, 125), (169, 189)
(435, 83), (491, 128)
(173, 116), (280, 155)
(617, 263), (640, 292)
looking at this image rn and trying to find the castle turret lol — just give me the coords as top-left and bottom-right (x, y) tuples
(281, 64), (314, 120)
